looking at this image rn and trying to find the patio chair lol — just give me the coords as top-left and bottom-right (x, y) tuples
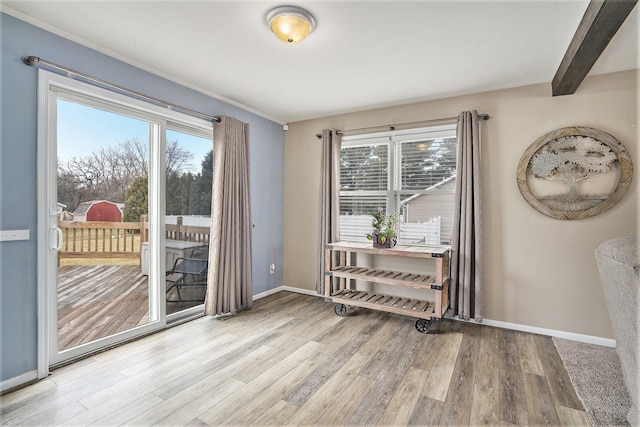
(166, 251), (208, 303)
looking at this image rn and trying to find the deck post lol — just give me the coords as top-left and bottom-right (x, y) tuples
(140, 214), (149, 243)
(140, 214), (149, 267)
(177, 216), (183, 241)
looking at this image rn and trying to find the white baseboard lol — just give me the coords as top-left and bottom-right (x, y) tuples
(1, 370), (38, 393)
(279, 286), (616, 347)
(282, 286), (319, 297)
(253, 286), (286, 300)
(448, 315), (616, 347)
(254, 285), (318, 300)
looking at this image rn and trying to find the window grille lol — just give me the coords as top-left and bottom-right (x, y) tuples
(339, 125), (456, 245)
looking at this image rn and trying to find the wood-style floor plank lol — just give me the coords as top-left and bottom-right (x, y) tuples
(421, 331), (464, 401)
(497, 327), (531, 425)
(407, 395), (445, 426)
(556, 404), (592, 426)
(470, 325), (500, 425)
(220, 360), (316, 426)
(517, 332), (545, 376)
(0, 291), (591, 427)
(313, 375), (377, 426)
(61, 392), (163, 426)
(197, 341), (322, 426)
(523, 372), (561, 426)
(284, 352), (372, 426)
(377, 366), (430, 426)
(347, 321), (426, 426)
(283, 312), (385, 407)
(533, 334), (584, 410)
(2, 371), (126, 425)
(438, 322), (480, 426)
(246, 399), (299, 426)
(129, 377), (244, 426)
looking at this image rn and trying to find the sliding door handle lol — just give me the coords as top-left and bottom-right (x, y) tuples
(51, 226), (63, 252)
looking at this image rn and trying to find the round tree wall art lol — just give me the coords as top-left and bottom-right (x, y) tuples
(517, 127), (633, 220)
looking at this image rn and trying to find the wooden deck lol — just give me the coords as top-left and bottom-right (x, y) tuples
(57, 265), (203, 351)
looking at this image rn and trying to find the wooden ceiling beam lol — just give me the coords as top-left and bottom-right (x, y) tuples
(552, 0), (637, 96)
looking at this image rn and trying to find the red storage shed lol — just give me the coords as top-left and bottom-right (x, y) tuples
(73, 200), (123, 222)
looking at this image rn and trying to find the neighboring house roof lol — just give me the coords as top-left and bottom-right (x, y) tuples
(60, 211), (74, 221)
(73, 201), (94, 215)
(401, 174), (457, 205)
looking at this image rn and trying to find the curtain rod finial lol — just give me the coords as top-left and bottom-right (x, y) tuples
(22, 55), (38, 66)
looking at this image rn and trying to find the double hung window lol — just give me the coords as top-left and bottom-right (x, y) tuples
(339, 125), (457, 245)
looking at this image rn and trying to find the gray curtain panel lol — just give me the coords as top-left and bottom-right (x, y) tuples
(205, 116), (253, 316)
(450, 110), (483, 322)
(316, 129), (341, 295)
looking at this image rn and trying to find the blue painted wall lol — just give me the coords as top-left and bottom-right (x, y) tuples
(0, 12), (285, 384)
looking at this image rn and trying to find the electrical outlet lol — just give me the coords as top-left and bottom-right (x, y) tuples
(269, 263), (276, 274)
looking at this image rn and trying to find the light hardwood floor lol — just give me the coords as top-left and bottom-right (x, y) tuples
(1, 291), (589, 426)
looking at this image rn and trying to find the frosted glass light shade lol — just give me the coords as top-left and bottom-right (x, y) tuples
(266, 6), (316, 44)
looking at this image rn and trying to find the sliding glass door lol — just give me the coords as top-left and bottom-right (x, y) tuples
(55, 98), (154, 353)
(38, 70), (212, 367)
(164, 128), (212, 318)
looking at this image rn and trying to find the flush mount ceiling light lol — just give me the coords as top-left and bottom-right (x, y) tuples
(266, 5), (316, 44)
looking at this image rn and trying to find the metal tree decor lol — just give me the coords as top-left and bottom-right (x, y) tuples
(517, 127), (633, 220)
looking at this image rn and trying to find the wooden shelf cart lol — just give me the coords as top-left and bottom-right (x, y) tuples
(324, 241), (450, 333)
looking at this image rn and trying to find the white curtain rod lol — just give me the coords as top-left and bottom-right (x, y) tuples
(315, 113), (490, 139)
(22, 55), (221, 123)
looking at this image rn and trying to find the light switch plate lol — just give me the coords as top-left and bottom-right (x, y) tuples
(0, 229), (30, 241)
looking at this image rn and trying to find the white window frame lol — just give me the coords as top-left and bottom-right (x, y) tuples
(340, 124), (457, 245)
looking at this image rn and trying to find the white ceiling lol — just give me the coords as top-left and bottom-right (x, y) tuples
(2, 1), (638, 124)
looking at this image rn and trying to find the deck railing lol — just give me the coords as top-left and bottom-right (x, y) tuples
(58, 220), (142, 259)
(163, 216), (210, 244)
(58, 215), (210, 260)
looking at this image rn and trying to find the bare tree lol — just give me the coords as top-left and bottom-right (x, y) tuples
(531, 136), (617, 200)
(165, 139), (195, 175)
(57, 137), (193, 211)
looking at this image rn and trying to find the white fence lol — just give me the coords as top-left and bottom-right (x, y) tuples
(167, 214), (442, 245)
(340, 215), (441, 245)
(165, 215), (211, 227)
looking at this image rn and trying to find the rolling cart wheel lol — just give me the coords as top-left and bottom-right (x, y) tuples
(415, 318), (430, 334)
(334, 303), (348, 317)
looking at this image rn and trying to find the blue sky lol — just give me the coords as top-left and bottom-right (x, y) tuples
(57, 99), (212, 174)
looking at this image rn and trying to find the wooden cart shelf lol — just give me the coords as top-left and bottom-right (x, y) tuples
(324, 241), (450, 332)
(330, 289), (435, 320)
(330, 266), (438, 289)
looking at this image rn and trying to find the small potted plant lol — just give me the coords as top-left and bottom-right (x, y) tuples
(366, 207), (399, 248)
